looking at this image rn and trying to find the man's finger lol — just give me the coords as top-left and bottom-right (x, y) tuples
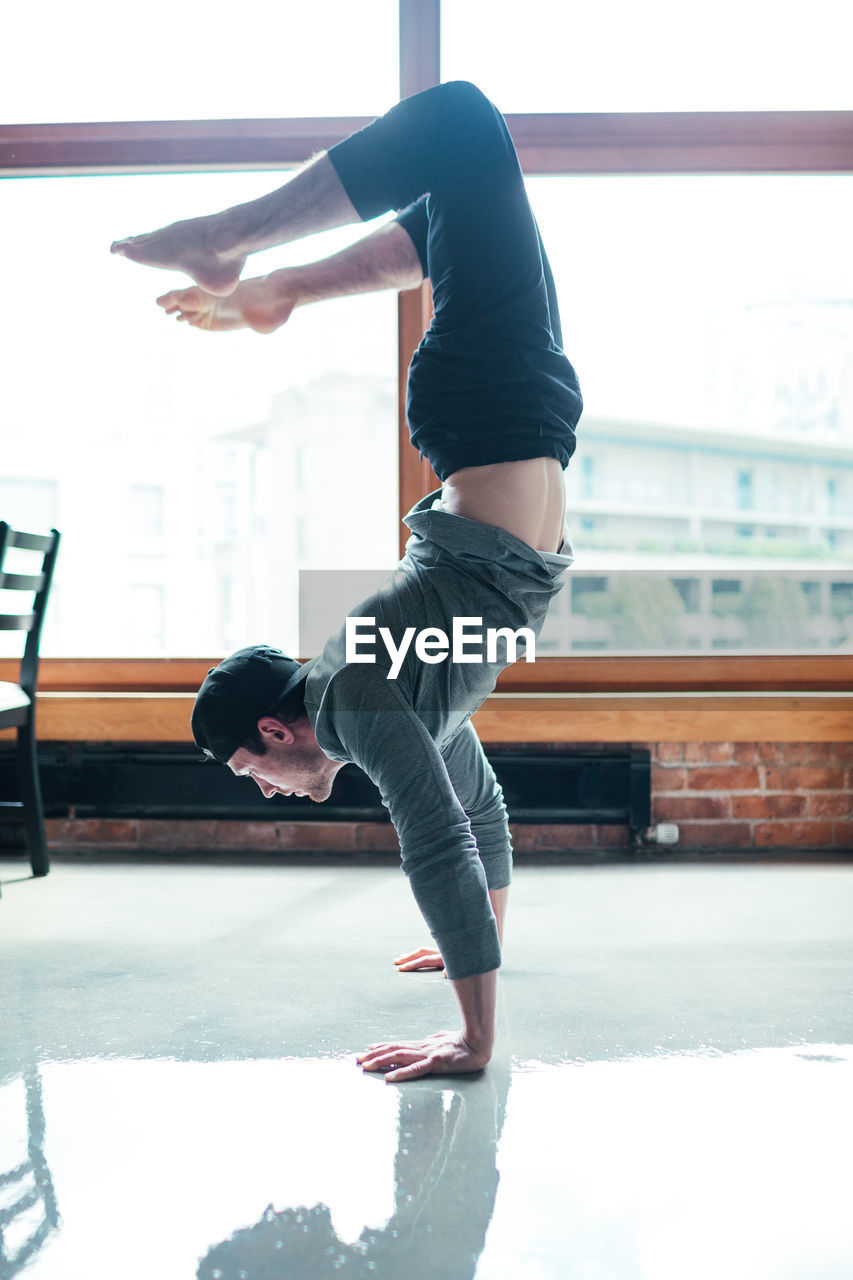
(356, 1043), (412, 1064)
(356, 1045), (390, 1061)
(359, 1038), (420, 1054)
(385, 1059), (433, 1083)
(359, 1047), (423, 1072)
(393, 947), (444, 971)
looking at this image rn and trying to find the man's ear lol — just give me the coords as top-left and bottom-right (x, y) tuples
(257, 716), (296, 746)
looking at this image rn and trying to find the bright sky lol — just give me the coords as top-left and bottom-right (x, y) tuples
(442, 0), (853, 112)
(3, 0), (852, 119)
(1, 0), (399, 122)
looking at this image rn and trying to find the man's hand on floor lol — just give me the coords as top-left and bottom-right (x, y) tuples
(357, 1030), (490, 1082)
(394, 946), (445, 973)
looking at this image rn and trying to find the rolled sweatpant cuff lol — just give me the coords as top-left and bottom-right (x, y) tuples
(438, 921), (502, 982)
(327, 128), (400, 223)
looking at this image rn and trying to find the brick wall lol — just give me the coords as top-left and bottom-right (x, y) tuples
(33, 816), (636, 855)
(2, 741), (851, 855)
(36, 818), (403, 856)
(652, 741), (853, 851)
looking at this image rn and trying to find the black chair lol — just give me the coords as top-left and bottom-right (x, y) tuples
(0, 522), (61, 877)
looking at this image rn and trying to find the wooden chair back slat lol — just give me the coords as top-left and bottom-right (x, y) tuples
(6, 530), (56, 553)
(0, 571), (46, 591)
(0, 521), (61, 697)
(0, 614), (36, 631)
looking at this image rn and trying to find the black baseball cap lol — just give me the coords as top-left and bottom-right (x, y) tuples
(191, 645), (309, 764)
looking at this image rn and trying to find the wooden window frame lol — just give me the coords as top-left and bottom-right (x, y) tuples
(2, 0), (852, 741)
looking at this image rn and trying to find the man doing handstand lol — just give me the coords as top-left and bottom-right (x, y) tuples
(112, 81), (582, 1082)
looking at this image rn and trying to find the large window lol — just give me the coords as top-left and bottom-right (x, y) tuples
(527, 174), (853, 655)
(2, 0), (398, 122)
(442, 0), (853, 112)
(1, 174), (397, 656)
(1, 0), (852, 692)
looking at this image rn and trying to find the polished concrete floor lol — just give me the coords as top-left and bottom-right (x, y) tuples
(1, 855), (852, 1280)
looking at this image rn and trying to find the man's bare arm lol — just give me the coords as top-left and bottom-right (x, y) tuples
(156, 219), (424, 333)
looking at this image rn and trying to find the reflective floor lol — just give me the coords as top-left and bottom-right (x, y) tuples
(1, 856), (852, 1279)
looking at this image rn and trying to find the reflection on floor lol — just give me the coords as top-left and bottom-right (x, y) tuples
(1, 856), (851, 1279)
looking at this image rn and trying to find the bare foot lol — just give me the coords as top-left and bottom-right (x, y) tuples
(157, 273), (298, 334)
(111, 214), (245, 296)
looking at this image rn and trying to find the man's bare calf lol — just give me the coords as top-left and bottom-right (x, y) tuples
(111, 154), (359, 294)
(157, 220), (423, 335)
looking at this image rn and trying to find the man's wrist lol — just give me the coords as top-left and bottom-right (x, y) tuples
(461, 1030), (494, 1065)
(451, 967), (498, 1060)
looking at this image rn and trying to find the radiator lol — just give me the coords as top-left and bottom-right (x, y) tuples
(1, 744), (651, 839)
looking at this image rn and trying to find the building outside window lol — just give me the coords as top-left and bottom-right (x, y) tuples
(130, 484), (165, 540)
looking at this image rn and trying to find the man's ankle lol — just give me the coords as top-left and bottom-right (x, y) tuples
(206, 209), (246, 259)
